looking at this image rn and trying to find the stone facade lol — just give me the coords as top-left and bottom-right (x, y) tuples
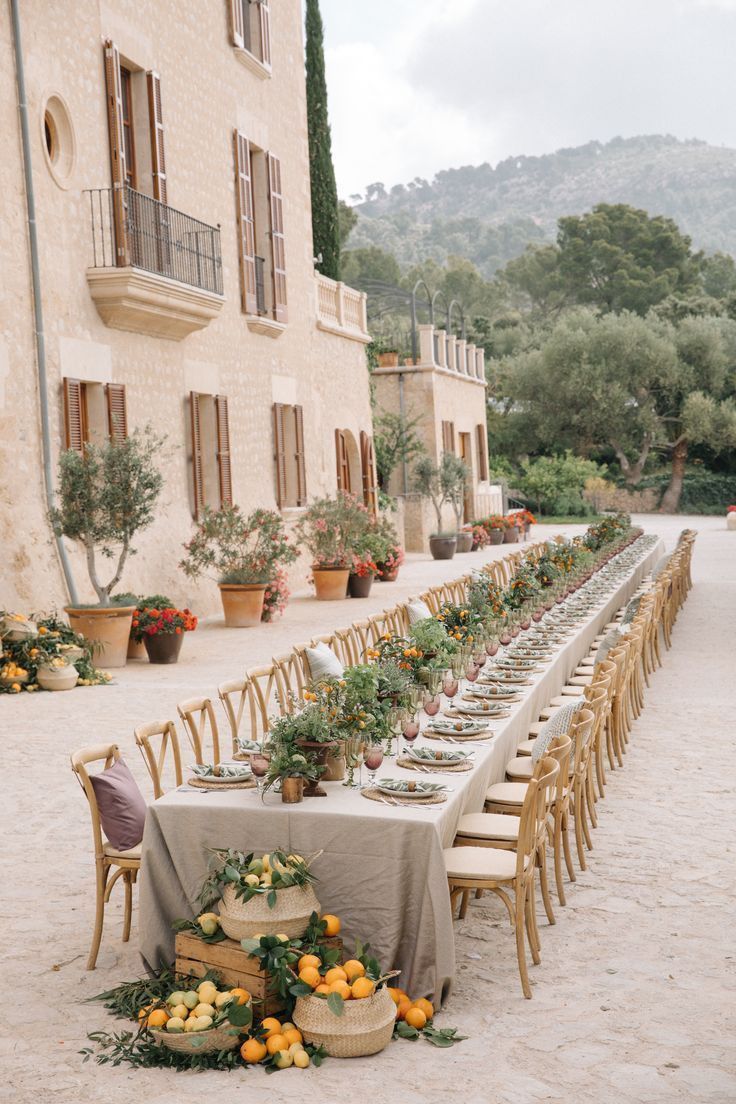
(1, 0), (374, 614)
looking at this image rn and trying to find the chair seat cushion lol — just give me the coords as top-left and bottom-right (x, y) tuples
(578, 657), (596, 667)
(546, 696), (569, 708)
(516, 738), (535, 755)
(104, 841), (142, 862)
(444, 845), (528, 882)
(485, 781), (529, 805)
(567, 676), (592, 687)
(561, 685), (586, 695)
(456, 812), (520, 842)
(506, 757), (533, 779)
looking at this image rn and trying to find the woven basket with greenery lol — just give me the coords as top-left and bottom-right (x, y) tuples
(293, 988), (396, 1058)
(218, 882), (320, 942)
(150, 1023), (241, 1054)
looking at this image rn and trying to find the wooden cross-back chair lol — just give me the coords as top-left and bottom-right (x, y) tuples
(134, 719), (183, 799)
(177, 696), (221, 766)
(71, 743), (142, 970)
(235, 663), (282, 744)
(272, 652), (307, 712)
(218, 678), (249, 752)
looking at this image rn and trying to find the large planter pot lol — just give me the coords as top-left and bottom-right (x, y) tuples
(218, 882), (320, 942)
(143, 632), (185, 664)
(312, 566), (350, 601)
(36, 664), (79, 691)
(489, 530), (504, 545)
(218, 583), (266, 627)
(429, 535), (456, 560)
(65, 605), (134, 668)
(376, 563), (399, 582)
(293, 987), (396, 1058)
(503, 526), (520, 544)
(455, 531), (474, 554)
(296, 740), (338, 797)
(348, 573), (374, 598)
(127, 636), (147, 660)
(377, 351), (399, 367)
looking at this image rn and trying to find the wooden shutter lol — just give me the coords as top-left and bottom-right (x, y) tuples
(146, 72), (167, 204)
(476, 423), (488, 481)
(294, 405), (307, 507)
(234, 130), (258, 315)
(258, 0), (272, 66)
(360, 431), (378, 515)
(63, 378), (84, 454)
(105, 383), (128, 444)
(215, 395), (233, 506)
(190, 392), (204, 519)
(230, 0), (245, 47)
(441, 420), (455, 454)
(273, 402), (287, 508)
(335, 429), (350, 492)
(267, 152), (288, 323)
(103, 40), (129, 265)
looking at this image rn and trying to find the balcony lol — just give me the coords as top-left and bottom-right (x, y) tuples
(372, 323), (486, 384)
(84, 186), (225, 340)
(315, 273), (371, 344)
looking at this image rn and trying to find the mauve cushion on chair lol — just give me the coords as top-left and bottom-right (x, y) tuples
(89, 757), (147, 851)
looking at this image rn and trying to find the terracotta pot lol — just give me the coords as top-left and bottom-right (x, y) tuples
(143, 631), (185, 664)
(377, 351), (399, 367)
(455, 531), (474, 554)
(348, 573), (373, 598)
(376, 564), (399, 582)
(488, 530), (504, 545)
(323, 742), (347, 781)
(312, 566), (350, 601)
(65, 605), (134, 668)
(218, 583), (266, 627)
(429, 535), (456, 560)
(281, 777), (304, 804)
(127, 636), (147, 660)
(296, 740), (337, 797)
(503, 526), (520, 544)
(36, 664), (79, 691)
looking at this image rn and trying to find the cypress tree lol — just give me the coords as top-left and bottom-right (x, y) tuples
(305, 0), (341, 280)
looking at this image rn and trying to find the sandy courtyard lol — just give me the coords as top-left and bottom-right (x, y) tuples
(1, 514), (734, 1104)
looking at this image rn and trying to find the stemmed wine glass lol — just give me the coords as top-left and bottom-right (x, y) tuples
(250, 753), (269, 798)
(363, 743), (384, 788)
(402, 713), (420, 757)
(422, 690), (441, 716)
(343, 735), (364, 788)
(442, 672), (459, 707)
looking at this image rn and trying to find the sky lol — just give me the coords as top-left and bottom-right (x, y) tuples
(319, 0), (736, 199)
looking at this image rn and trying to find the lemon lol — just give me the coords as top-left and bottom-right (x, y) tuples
(195, 1015), (213, 1030)
(244, 873), (260, 887)
(184, 1017), (199, 1032)
(261, 854), (271, 872)
(281, 1022), (296, 1032)
(167, 991), (187, 1007)
(169, 1004), (188, 1020)
(200, 918), (219, 937)
(274, 1050), (293, 1069)
(260, 873), (272, 886)
(214, 991), (233, 1009)
(288, 1042), (304, 1056)
(166, 1017), (185, 1033)
(275, 933), (290, 943)
(293, 1049), (310, 1068)
(193, 1003), (215, 1018)
(248, 859), (264, 876)
(182, 991), (199, 1010)
(197, 981), (217, 1002)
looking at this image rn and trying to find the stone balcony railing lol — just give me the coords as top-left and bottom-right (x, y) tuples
(315, 273), (371, 344)
(373, 323), (486, 383)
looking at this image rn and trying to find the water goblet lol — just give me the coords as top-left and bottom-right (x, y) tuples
(250, 754), (269, 798)
(423, 690), (441, 716)
(402, 714), (420, 753)
(442, 674), (459, 704)
(363, 744), (384, 788)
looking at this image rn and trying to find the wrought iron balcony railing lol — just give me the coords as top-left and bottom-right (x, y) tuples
(85, 185), (223, 296)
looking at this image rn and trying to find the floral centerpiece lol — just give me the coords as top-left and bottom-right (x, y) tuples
(131, 605), (197, 665)
(181, 505), (298, 627)
(266, 706), (336, 798)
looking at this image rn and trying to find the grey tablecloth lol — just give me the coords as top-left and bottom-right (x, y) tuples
(138, 538), (663, 1005)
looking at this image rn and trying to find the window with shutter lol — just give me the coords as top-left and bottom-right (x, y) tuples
(146, 72), (167, 204)
(272, 403), (306, 508)
(257, 0), (272, 66)
(234, 130), (258, 315)
(103, 40), (129, 265)
(216, 395), (233, 506)
(64, 378), (85, 454)
(441, 420), (455, 454)
(294, 405), (307, 507)
(106, 383), (128, 443)
(476, 423), (489, 481)
(272, 402), (288, 508)
(267, 153), (287, 323)
(190, 392), (205, 519)
(230, 0), (245, 47)
(335, 429), (350, 493)
(360, 431), (379, 515)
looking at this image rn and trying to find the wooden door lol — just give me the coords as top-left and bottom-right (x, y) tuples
(459, 432), (473, 522)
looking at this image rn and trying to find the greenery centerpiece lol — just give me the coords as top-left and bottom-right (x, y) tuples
(181, 505), (298, 627)
(266, 706), (336, 798)
(49, 428), (164, 667)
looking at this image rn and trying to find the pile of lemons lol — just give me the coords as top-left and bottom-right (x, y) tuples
(138, 978), (250, 1034)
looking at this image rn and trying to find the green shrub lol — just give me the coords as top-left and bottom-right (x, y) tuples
(637, 468), (736, 513)
(519, 452), (605, 516)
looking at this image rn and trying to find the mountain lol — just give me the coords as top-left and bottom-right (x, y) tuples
(346, 136), (736, 277)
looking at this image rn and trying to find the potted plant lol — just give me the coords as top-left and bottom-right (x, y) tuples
(348, 552), (379, 598)
(369, 513), (404, 582)
(267, 706), (336, 797)
(488, 516), (506, 545)
(295, 493), (366, 600)
(412, 456), (456, 560)
(132, 605), (198, 664)
(181, 505), (298, 627)
(503, 514), (521, 543)
(261, 568), (290, 622)
(441, 453), (471, 552)
(49, 428), (164, 667)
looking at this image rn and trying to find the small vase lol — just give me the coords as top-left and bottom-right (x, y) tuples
(143, 632), (185, 664)
(281, 778), (304, 804)
(348, 573), (373, 598)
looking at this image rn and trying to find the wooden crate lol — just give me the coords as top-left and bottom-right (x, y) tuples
(175, 932), (343, 1018)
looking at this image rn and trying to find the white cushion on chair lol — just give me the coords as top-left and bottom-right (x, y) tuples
(104, 841), (141, 861)
(565, 677), (591, 688)
(516, 738), (535, 756)
(485, 781), (529, 806)
(305, 642), (344, 679)
(506, 756), (533, 779)
(444, 845), (527, 881)
(579, 657), (595, 667)
(407, 600), (432, 624)
(531, 698), (584, 762)
(456, 813), (521, 842)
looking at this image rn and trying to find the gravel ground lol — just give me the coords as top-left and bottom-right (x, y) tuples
(2, 514), (733, 1104)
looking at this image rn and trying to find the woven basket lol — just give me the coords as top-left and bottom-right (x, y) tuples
(293, 988), (396, 1058)
(218, 882), (320, 942)
(150, 1023), (241, 1054)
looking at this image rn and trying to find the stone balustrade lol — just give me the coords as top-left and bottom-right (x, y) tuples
(315, 273), (370, 343)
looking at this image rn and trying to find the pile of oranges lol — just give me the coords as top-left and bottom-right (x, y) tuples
(241, 1018), (310, 1069)
(387, 987), (434, 1030)
(297, 953), (376, 1001)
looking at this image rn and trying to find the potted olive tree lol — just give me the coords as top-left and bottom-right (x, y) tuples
(49, 428), (164, 668)
(412, 455), (456, 560)
(181, 505), (298, 627)
(442, 453), (472, 552)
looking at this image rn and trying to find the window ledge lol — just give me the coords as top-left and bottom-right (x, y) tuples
(233, 48), (272, 79)
(281, 506), (307, 521)
(316, 319), (372, 345)
(86, 267), (224, 341)
(246, 314), (286, 338)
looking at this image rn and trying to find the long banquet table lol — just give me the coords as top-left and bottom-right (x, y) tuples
(139, 536), (664, 1005)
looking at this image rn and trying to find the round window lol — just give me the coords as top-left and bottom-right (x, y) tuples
(41, 94), (75, 187)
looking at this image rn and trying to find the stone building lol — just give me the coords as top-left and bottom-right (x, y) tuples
(1, 0), (375, 614)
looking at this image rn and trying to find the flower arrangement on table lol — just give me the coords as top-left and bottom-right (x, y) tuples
(435, 603), (482, 644)
(306, 665), (382, 743)
(366, 635), (425, 679)
(467, 575), (509, 621)
(408, 617), (460, 670)
(0, 611), (108, 692)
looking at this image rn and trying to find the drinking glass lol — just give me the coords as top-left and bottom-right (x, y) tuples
(442, 674), (459, 703)
(251, 754), (269, 798)
(343, 735), (364, 788)
(423, 691), (441, 716)
(363, 744), (384, 788)
(465, 660), (479, 683)
(402, 714), (420, 753)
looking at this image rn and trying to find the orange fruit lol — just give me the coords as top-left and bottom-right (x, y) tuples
(298, 966), (321, 989)
(327, 979), (351, 999)
(298, 953), (321, 973)
(283, 1028), (303, 1046)
(260, 1017), (282, 1038)
(324, 966), (347, 985)
(266, 1033), (289, 1055)
(145, 1008), (169, 1028)
(229, 987), (251, 1005)
(412, 998), (434, 1021)
(314, 983), (330, 995)
(350, 977), (375, 1000)
(387, 987), (408, 1006)
(321, 914), (341, 937)
(137, 1003), (153, 1021)
(405, 1007), (427, 1030)
(395, 999), (412, 1021)
(240, 1037), (267, 1063)
(343, 959), (366, 981)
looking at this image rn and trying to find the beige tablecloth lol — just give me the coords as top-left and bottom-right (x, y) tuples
(139, 537), (663, 1005)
